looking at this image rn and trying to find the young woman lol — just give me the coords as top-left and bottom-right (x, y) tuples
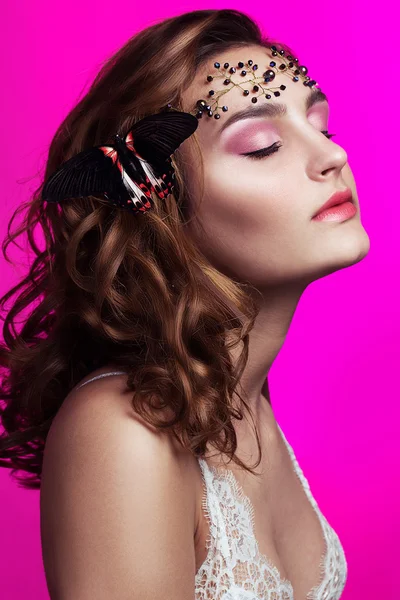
(0, 8), (370, 600)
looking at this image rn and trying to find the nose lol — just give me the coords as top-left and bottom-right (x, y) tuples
(309, 135), (348, 182)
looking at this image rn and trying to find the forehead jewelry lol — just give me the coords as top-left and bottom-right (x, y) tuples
(166, 44), (319, 121)
(42, 45), (320, 214)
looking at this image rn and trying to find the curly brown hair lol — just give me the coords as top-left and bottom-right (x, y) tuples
(0, 8), (295, 490)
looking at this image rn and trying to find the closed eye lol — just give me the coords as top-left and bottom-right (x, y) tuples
(241, 131), (336, 160)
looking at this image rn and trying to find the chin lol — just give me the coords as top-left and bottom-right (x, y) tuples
(338, 221), (370, 263)
(314, 226), (371, 281)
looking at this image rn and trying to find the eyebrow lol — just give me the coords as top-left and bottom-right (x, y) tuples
(217, 88), (328, 134)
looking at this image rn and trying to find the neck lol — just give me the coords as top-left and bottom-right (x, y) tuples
(230, 282), (307, 418)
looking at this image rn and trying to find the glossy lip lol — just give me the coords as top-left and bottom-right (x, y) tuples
(312, 188), (353, 218)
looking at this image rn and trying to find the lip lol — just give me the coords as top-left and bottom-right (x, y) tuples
(312, 188), (353, 218)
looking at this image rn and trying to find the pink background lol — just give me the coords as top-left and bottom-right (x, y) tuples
(1, 1), (398, 598)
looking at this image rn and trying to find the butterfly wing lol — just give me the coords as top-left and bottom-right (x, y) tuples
(128, 110), (199, 164)
(42, 146), (129, 205)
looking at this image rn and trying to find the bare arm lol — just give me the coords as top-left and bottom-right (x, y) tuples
(40, 383), (197, 600)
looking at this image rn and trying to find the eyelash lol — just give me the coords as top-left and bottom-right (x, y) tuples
(242, 131), (337, 160)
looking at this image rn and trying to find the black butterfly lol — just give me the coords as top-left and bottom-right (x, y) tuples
(42, 110), (199, 214)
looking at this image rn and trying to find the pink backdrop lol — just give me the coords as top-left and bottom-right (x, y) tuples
(1, 1), (398, 598)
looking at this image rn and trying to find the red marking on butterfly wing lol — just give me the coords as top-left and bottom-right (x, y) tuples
(138, 183), (152, 198)
(138, 200), (152, 212)
(124, 131), (134, 149)
(99, 146), (118, 164)
(124, 130), (147, 161)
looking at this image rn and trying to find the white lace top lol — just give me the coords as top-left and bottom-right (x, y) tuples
(75, 370), (348, 600)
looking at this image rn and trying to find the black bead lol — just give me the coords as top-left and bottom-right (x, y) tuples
(214, 62), (220, 68)
(294, 69), (300, 75)
(208, 90), (215, 96)
(279, 49), (285, 55)
(241, 70), (247, 76)
(279, 64), (286, 70)
(229, 67), (236, 74)
(248, 60), (253, 66)
(269, 61), (276, 67)
(264, 69), (275, 81)
(251, 97), (257, 103)
(238, 61), (244, 68)
(279, 85), (286, 90)
(222, 105), (228, 111)
(299, 66), (308, 76)
(205, 105), (211, 111)
(195, 111), (203, 118)
(214, 113), (220, 119)
(223, 78), (231, 85)
(272, 51), (278, 56)
(293, 76), (299, 82)
(224, 62), (229, 68)
(266, 94), (272, 99)
(207, 110), (213, 116)
(273, 91), (280, 97)
(252, 64), (258, 70)
(207, 75), (213, 81)
(271, 45), (277, 51)
(196, 99), (207, 110)
(243, 89), (250, 96)
(288, 62), (294, 68)
(253, 85), (259, 92)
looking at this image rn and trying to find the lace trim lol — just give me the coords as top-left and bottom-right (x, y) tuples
(276, 425), (348, 600)
(195, 457), (294, 599)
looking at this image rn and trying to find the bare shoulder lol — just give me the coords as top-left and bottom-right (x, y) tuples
(41, 367), (201, 599)
(52, 365), (187, 448)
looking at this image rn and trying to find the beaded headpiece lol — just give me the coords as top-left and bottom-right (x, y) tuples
(42, 45), (320, 214)
(174, 44), (319, 121)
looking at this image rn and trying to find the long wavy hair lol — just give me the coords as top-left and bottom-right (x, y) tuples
(0, 8), (296, 490)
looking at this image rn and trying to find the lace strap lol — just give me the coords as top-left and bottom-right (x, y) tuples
(198, 458), (233, 563)
(75, 370), (128, 390)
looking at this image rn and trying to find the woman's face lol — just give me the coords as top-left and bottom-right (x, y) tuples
(179, 44), (370, 289)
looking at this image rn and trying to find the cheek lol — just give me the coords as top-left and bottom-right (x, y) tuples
(184, 159), (313, 284)
(200, 158), (295, 235)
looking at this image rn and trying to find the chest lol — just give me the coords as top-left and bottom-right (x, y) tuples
(193, 423), (347, 600)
